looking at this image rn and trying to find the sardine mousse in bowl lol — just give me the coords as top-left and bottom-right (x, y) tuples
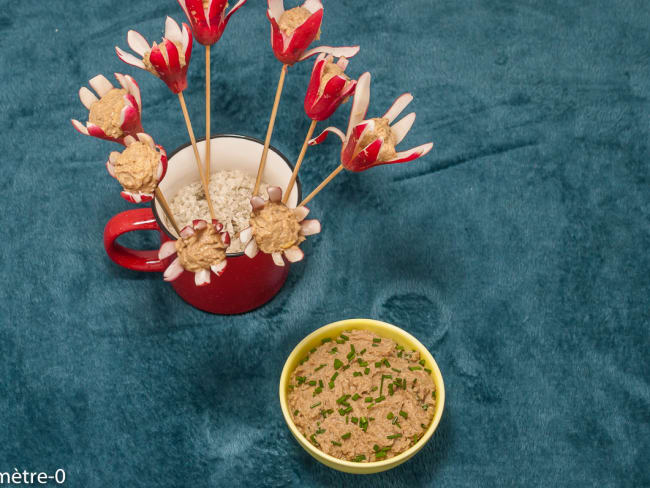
(279, 319), (445, 474)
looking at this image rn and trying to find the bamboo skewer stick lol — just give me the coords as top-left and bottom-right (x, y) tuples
(177, 91), (216, 221)
(283, 119), (317, 205)
(205, 45), (211, 188)
(299, 164), (344, 207)
(253, 64), (289, 196)
(155, 187), (180, 236)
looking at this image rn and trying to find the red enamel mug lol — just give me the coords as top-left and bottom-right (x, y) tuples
(103, 134), (302, 314)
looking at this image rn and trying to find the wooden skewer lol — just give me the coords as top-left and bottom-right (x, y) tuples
(177, 90), (216, 221)
(253, 64), (289, 196)
(283, 119), (317, 204)
(155, 187), (180, 236)
(298, 164), (344, 207)
(205, 45), (211, 189)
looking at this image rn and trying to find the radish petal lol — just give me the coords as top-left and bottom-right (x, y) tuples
(300, 219), (321, 236)
(158, 241), (177, 259)
(272, 252), (285, 267)
(284, 246), (304, 263)
(244, 239), (259, 258)
(163, 257), (184, 281)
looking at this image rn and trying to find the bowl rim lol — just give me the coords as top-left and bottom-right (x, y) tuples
(151, 133), (302, 256)
(279, 318), (445, 472)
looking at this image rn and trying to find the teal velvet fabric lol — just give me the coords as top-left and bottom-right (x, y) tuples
(0, 0), (648, 486)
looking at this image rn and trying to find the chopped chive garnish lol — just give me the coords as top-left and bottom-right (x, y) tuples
(328, 382), (335, 389)
(357, 359), (368, 367)
(340, 334), (349, 341)
(316, 427), (325, 435)
(314, 364), (326, 372)
(310, 347), (317, 354)
(352, 455), (365, 462)
(299, 356), (309, 365)
(388, 383), (394, 396)
(342, 364), (351, 370)
(371, 386), (378, 392)
(364, 367), (370, 375)
(387, 412), (394, 419)
(412, 378), (417, 388)
(375, 362), (382, 368)
(336, 339), (345, 344)
(313, 387), (322, 396)
(373, 338), (381, 343)
(297, 376), (307, 385)
(353, 372), (362, 377)
(419, 359), (425, 366)
(310, 402), (321, 409)
(347, 351), (355, 360)
(341, 432), (352, 439)
(408, 366), (422, 371)
(372, 344), (379, 347)
(373, 444), (380, 452)
(392, 368), (401, 373)
(329, 347), (338, 354)
(399, 410), (408, 419)
(336, 394), (351, 404)
(308, 380), (316, 386)
(338, 408), (346, 416)
(334, 359), (343, 369)
(387, 433), (402, 439)
(365, 397), (373, 403)
(375, 395), (385, 403)
(422, 404), (429, 410)
(433, 390), (436, 398)
(350, 344), (355, 354)
(346, 416), (349, 424)
(352, 393), (360, 400)
(383, 359), (391, 367)
(359, 348), (366, 355)
(321, 337), (332, 343)
(424, 368), (432, 374)
(330, 372), (339, 382)
(398, 351), (403, 358)
(310, 434), (320, 447)
(319, 380), (324, 388)
(293, 410), (299, 416)
(351, 417), (358, 424)
(331, 440), (342, 446)
(396, 345), (404, 350)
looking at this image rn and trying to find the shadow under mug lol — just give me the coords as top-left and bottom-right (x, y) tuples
(103, 134), (302, 315)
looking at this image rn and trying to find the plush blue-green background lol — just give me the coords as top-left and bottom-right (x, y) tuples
(0, 0), (648, 486)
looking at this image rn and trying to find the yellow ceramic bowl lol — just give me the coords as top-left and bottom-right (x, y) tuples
(279, 318), (445, 474)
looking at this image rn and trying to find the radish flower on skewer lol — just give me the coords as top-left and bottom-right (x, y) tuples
(310, 72), (433, 172)
(267, 0), (360, 65)
(239, 187), (321, 267)
(304, 53), (357, 121)
(71, 73), (142, 145)
(159, 219), (230, 286)
(106, 133), (168, 204)
(116, 17), (193, 94)
(178, 0), (248, 46)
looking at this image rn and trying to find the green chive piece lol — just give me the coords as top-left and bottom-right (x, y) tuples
(352, 393), (360, 400)
(293, 410), (299, 416)
(334, 359), (343, 370)
(396, 345), (404, 350)
(347, 351), (355, 360)
(332, 440), (342, 447)
(375, 362), (382, 368)
(330, 347), (338, 354)
(371, 386), (378, 392)
(359, 348), (366, 355)
(352, 455), (365, 462)
(388, 383), (394, 396)
(364, 368), (370, 375)
(419, 359), (425, 366)
(387, 412), (394, 419)
(351, 417), (358, 424)
(408, 366), (422, 371)
(331, 372), (339, 382)
(310, 402), (321, 409)
(353, 372), (362, 377)
(398, 351), (403, 358)
(346, 416), (349, 424)
(310, 434), (320, 447)
(340, 334), (349, 341)
(424, 368), (432, 374)
(314, 364), (326, 372)
(392, 368), (401, 373)
(399, 410), (408, 419)
(365, 397), (373, 403)
(297, 376), (307, 385)
(375, 395), (385, 403)
(309, 347), (316, 354)
(336, 339), (345, 344)
(308, 380), (316, 386)
(373, 338), (381, 343)
(319, 380), (324, 388)
(387, 433), (402, 439)
(321, 337), (332, 343)
(328, 381), (335, 389)
(341, 432), (352, 439)
(383, 359), (391, 368)
(313, 387), (322, 396)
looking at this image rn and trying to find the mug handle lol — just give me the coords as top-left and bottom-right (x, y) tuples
(103, 208), (168, 273)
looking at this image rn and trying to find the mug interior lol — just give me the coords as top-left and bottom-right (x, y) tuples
(153, 134), (301, 253)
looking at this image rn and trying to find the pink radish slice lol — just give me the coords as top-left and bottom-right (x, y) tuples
(244, 239), (259, 258)
(293, 206), (310, 221)
(390, 112), (416, 145)
(194, 269), (211, 286)
(383, 93), (413, 124)
(163, 257), (184, 281)
(346, 72), (371, 139)
(300, 219), (321, 236)
(180, 226), (195, 238)
(115, 47), (146, 69)
(164, 16), (183, 44)
(127, 30), (151, 56)
(385, 142), (434, 164)
(71, 119), (89, 135)
(239, 227), (253, 244)
(271, 252), (285, 267)
(158, 241), (177, 259)
(251, 196), (265, 211)
(267, 186), (282, 203)
(79, 87), (98, 110)
(284, 246), (304, 263)
(89, 75), (113, 97)
(211, 260), (227, 276)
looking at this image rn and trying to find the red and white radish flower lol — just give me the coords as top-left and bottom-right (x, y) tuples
(70, 73), (142, 145)
(304, 53), (358, 121)
(309, 72), (434, 172)
(177, 0), (248, 46)
(116, 17), (193, 94)
(106, 133), (168, 204)
(239, 187), (321, 267)
(158, 219), (231, 287)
